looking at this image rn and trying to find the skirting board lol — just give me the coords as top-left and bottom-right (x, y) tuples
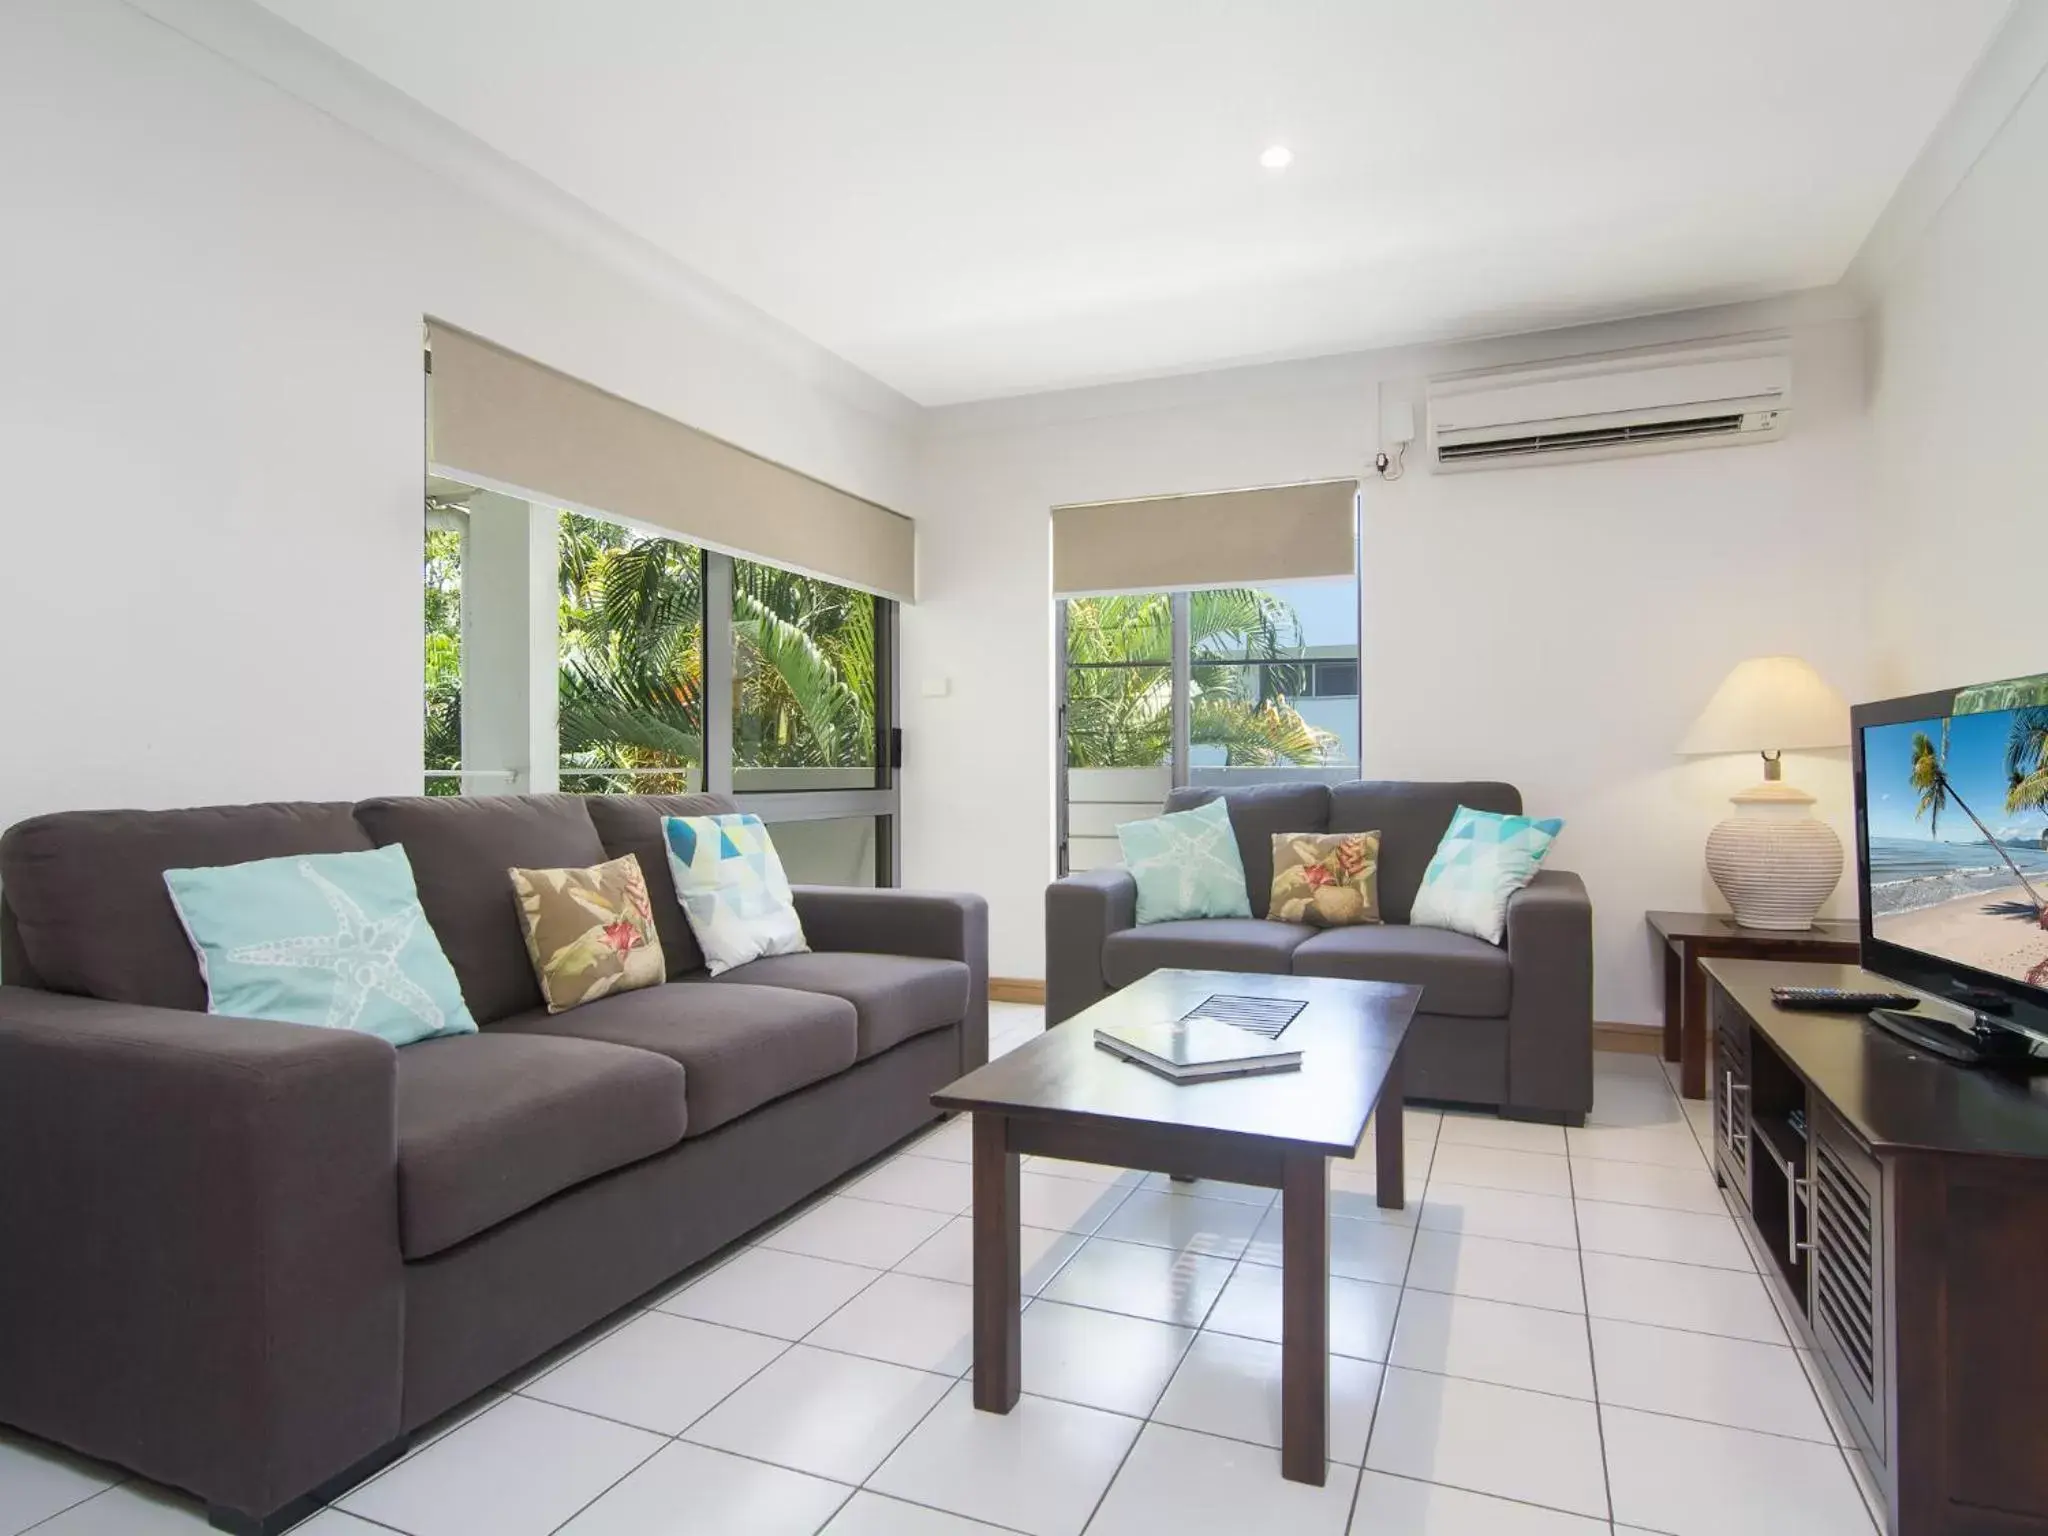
(989, 977), (1046, 1005)
(1593, 1021), (1662, 1055)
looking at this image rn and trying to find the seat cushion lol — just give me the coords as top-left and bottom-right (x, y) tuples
(710, 951), (969, 1060)
(354, 795), (608, 1024)
(1326, 781), (1521, 923)
(0, 801), (373, 1009)
(1101, 918), (1313, 988)
(395, 1032), (686, 1259)
(494, 981), (858, 1136)
(1289, 923), (1511, 1018)
(1164, 784), (1330, 918)
(581, 794), (736, 979)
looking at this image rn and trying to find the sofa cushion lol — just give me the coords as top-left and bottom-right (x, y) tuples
(1164, 784), (1329, 919)
(582, 794), (735, 978)
(1102, 918), (1313, 988)
(1289, 923), (1511, 1018)
(0, 801), (372, 1010)
(494, 981), (857, 1136)
(394, 1032), (686, 1259)
(1326, 781), (1522, 923)
(710, 951), (969, 1060)
(354, 795), (607, 1024)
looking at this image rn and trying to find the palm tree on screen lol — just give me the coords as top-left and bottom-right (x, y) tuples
(1910, 726), (2044, 915)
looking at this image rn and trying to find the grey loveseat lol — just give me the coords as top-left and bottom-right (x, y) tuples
(0, 791), (986, 1534)
(1047, 781), (1591, 1123)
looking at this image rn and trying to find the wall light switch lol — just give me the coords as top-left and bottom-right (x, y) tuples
(921, 677), (952, 698)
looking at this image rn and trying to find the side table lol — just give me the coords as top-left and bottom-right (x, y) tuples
(1646, 910), (1858, 1098)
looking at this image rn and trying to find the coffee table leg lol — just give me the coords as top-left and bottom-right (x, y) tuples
(1376, 1048), (1406, 1211)
(1281, 1152), (1329, 1485)
(972, 1111), (1021, 1413)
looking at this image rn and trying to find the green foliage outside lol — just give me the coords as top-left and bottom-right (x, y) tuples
(1063, 588), (1337, 769)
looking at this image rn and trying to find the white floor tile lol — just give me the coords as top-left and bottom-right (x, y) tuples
(1584, 1077), (1688, 1130)
(1152, 1330), (1383, 1465)
(1036, 1235), (1235, 1327)
(1136, 1172), (1278, 1207)
(1364, 1368), (1608, 1521)
(654, 1246), (881, 1339)
(1007, 1300), (1192, 1417)
(289, 1512), (389, 1535)
(1204, 1262), (1400, 1362)
(868, 1382), (1140, 1536)
(1796, 1346), (1867, 1451)
(556, 1440), (850, 1536)
(1417, 1184), (1578, 1249)
(1088, 1423), (1360, 1536)
(758, 1194), (951, 1269)
(803, 1272), (979, 1375)
(1592, 1318), (1831, 1441)
(1429, 1145), (1574, 1197)
(1017, 1171), (1134, 1234)
(1094, 1189), (1268, 1259)
(1603, 1405), (1876, 1536)
(27, 1483), (209, 1534)
(491, 1302), (642, 1393)
(1349, 1470), (1612, 1535)
(1581, 1251), (1787, 1343)
(893, 1215), (1087, 1295)
(1436, 1114), (1568, 1156)
(1567, 1122), (1709, 1168)
(844, 1152), (976, 1215)
(1023, 1156), (1143, 1186)
(0, 1430), (122, 1535)
(337, 1395), (664, 1536)
(1243, 1206), (1418, 1284)
(1390, 1289), (1595, 1399)
(910, 1116), (975, 1163)
(1405, 1229), (1585, 1313)
(1330, 1142), (1432, 1216)
(682, 1345), (952, 1484)
(1569, 1158), (1725, 1214)
(818, 1491), (1013, 1536)
(521, 1311), (786, 1434)
(1575, 1200), (1754, 1271)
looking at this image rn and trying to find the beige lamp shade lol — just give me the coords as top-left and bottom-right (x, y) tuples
(1677, 656), (1850, 756)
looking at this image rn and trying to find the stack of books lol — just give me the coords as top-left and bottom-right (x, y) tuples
(1093, 1017), (1301, 1083)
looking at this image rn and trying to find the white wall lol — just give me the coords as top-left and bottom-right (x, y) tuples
(905, 298), (1874, 1023)
(0, 0), (915, 838)
(1866, 48), (2048, 694)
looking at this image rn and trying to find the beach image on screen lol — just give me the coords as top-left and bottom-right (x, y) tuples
(1865, 708), (2048, 989)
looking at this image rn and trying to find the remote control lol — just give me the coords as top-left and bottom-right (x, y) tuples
(1771, 986), (1920, 1011)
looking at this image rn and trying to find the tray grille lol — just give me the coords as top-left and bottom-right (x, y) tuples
(1179, 994), (1307, 1039)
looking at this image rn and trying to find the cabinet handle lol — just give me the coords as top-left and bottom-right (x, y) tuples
(1723, 1072), (1749, 1152)
(1790, 1174), (1814, 1255)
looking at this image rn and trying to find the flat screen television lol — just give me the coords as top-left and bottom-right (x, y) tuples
(1853, 673), (2048, 1042)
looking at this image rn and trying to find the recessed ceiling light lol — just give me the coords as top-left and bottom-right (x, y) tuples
(1260, 145), (1294, 171)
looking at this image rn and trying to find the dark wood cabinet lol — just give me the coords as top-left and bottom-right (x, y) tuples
(1705, 960), (2048, 1536)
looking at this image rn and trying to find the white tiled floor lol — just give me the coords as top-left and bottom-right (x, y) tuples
(0, 1011), (1879, 1536)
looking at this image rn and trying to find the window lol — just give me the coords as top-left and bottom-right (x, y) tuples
(422, 509), (464, 796)
(732, 559), (880, 792)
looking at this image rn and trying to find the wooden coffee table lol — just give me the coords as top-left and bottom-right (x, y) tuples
(932, 968), (1419, 1485)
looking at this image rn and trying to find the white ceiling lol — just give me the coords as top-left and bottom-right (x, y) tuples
(258, 0), (2008, 405)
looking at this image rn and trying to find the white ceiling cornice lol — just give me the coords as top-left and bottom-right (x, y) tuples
(118, 0), (922, 428)
(1844, 0), (2048, 302)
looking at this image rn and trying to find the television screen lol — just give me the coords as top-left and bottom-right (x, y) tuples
(1862, 704), (2048, 991)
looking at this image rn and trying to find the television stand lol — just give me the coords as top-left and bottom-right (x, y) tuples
(1704, 958), (2048, 1536)
(1866, 1005), (2048, 1067)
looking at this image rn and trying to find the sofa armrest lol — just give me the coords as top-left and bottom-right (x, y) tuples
(790, 888), (989, 1072)
(1046, 868), (1137, 1025)
(1501, 869), (1595, 1122)
(0, 988), (404, 1524)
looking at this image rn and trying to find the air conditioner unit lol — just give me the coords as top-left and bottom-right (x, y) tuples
(1424, 335), (1791, 471)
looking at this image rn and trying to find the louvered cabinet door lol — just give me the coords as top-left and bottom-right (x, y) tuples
(1809, 1105), (1887, 1462)
(1710, 992), (1751, 1198)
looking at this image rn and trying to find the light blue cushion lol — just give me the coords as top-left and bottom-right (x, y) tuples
(663, 813), (809, 976)
(163, 845), (476, 1046)
(1409, 805), (1566, 945)
(1116, 798), (1254, 924)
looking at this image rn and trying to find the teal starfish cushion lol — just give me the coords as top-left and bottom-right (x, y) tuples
(164, 845), (476, 1046)
(1408, 805), (1566, 945)
(1116, 798), (1254, 924)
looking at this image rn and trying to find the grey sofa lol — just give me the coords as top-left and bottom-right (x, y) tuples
(1048, 781), (1592, 1123)
(0, 791), (986, 1534)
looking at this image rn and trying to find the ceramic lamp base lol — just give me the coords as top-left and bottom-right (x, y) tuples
(1704, 780), (1845, 931)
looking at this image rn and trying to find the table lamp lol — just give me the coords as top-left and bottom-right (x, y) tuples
(1677, 655), (1850, 930)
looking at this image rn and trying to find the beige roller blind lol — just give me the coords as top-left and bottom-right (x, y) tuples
(426, 322), (915, 600)
(1051, 480), (1357, 596)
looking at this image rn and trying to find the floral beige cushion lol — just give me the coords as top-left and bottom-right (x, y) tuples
(1268, 831), (1381, 927)
(509, 853), (666, 1013)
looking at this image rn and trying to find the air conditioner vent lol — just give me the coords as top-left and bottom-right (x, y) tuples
(1436, 412), (1751, 464)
